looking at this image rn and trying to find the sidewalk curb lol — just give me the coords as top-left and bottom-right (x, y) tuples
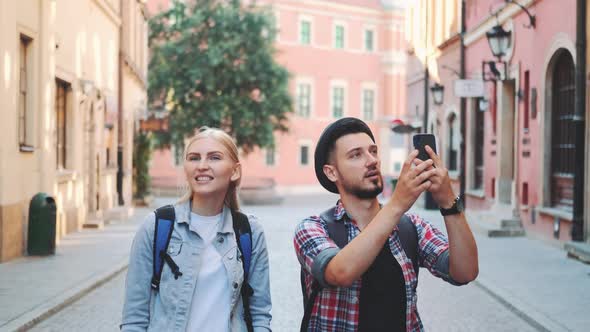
(473, 276), (569, 332)
(2, 259), (129, 332)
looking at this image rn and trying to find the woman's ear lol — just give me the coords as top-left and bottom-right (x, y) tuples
(230, 163), (242, 182)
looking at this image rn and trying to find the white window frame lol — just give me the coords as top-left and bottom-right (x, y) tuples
(360, 82), (377, 121)
(298, 15), (313, 45)
(330, 80), (347, 119)
(265, 145), (278, 167)
(295, 77), (314, 118)
(363, 26), (377, 52)
(333, 20), (347, 49)
(17, 32), (36, 151)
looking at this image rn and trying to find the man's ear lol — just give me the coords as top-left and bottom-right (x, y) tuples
(231, 163), (242, 182)
(323, 164), (338, 183)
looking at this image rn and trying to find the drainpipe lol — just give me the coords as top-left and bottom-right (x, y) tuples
(572, 0), (586, 241)
(424, 69), (429, 133)
(423, 2), (429, 133)
(459, 0), (467, 204)
(116, 0), (125, 206)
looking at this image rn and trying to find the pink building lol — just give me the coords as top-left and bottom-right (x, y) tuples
(462, 0), (582, 242)
(408, 0), (590, 244)
(239, 0), (406, 194)
(149, 0), (408, 195)
(405, 0), (590, 244)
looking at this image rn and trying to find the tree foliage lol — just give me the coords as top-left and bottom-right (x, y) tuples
(148, 0), (292, 153)
(133, 131), (152, 199)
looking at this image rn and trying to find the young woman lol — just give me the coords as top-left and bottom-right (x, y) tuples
(121, 127), (271, 331)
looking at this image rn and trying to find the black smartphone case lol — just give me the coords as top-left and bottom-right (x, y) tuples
(413, 134), (437, 161)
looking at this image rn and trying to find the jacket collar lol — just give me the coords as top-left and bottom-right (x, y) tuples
(174, 200), (234, 234)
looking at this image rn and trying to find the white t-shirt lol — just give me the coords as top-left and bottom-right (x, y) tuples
(186, 212), (231, 332)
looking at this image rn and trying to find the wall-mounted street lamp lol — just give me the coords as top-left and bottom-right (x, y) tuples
(486, 24), (511, 58)
(479, 97), (489, 111)
(482, 24), (511, 81)
(430, 83), (444, 105)
(505, 0), (536, 29)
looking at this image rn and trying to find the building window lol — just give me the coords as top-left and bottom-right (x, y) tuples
(296, 83), (311, 118)
(300, 145), (309, 165)
(265, 147), (275, 166)
(362, 89), (375, 121)
(523, 70), (530, 132)
(550, 52), (575, 210)
(332, 86), (344, 118)
(172, 144), (182, 166)
(55, 79), (70, 170)
(19, 35), (33, 150)
(448, 113), (458, 171)
(473, 98), (484, 190)
(334, 25), (344, 49)
(105, 127), (114, 166)
(300, 20), (311, 45)
(364, 29), (374, 52)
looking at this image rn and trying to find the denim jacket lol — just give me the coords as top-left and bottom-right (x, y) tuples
(121, 201), (272, 331)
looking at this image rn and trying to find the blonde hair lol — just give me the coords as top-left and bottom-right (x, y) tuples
(178, 127), (241, 211)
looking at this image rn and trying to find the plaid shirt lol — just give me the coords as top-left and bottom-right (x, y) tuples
(294, 201), (454, 332)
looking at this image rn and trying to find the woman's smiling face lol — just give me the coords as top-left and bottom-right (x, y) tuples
(183, 137), (240, 198)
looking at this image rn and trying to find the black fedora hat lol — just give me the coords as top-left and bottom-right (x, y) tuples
(314, 117), (375, 193)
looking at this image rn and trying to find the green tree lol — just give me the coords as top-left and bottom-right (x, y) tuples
(149, 0), (292, 153)
(133, 131), (152, 200)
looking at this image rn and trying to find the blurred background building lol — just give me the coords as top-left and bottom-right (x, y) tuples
(147, 0), (408, 197)
(405, 0), (589, 250)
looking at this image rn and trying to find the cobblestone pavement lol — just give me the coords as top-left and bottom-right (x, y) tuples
(29, 194), (544, 331)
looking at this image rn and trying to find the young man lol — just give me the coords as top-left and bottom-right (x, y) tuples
(294, 117), (478, 332)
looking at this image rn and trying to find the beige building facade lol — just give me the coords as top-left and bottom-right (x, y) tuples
(0, 0), (147, 262)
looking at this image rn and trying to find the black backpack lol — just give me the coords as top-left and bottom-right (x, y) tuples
(151, 205), (255, 332)
(300, 207), (419, 332)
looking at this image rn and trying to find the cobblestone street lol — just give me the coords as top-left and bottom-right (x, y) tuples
(30, 195), (546, 331)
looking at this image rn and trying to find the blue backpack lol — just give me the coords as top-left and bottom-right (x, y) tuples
(151, 205), (254, 332)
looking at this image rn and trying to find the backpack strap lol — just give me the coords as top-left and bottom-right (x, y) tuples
(231, 210), (254, 332)
(151, 205), (182, 290)
(320, 207), (347, 248)
(398, 214), (420, 282)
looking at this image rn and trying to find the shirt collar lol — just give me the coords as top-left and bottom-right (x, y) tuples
(333, 199), (387, 227)
(334, 200), (349, 221)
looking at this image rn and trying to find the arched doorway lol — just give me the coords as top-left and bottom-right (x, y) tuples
(550, 51), (575, 210)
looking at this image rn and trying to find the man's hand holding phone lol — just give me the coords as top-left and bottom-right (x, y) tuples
(412, 135), (456, 209)
(388, 150), (437, 214)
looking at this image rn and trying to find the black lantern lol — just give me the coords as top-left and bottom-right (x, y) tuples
(430, 83), (444, 106)
(486, 24), (511, 59)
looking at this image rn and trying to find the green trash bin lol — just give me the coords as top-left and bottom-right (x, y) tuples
(27, 193), (57, 255)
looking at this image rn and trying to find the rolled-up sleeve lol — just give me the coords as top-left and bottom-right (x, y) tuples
(294, 217), (340, 288)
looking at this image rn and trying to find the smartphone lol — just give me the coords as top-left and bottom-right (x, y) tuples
(413, 134), (437, 161)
